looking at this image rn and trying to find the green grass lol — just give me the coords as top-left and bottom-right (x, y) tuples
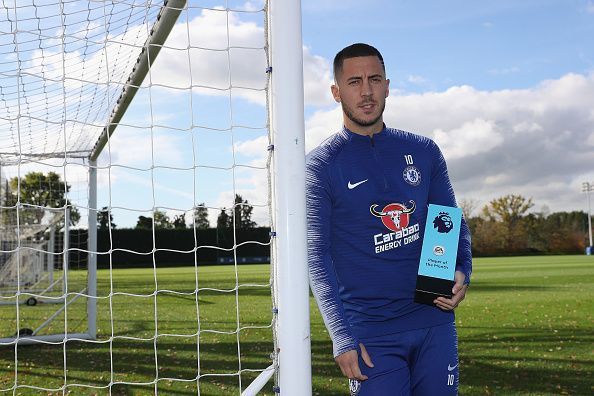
(1, 256), (593, 395)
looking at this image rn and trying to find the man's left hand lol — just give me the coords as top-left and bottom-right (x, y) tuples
(434, 270), (468, 311)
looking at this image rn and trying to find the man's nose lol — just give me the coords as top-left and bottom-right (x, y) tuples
(361, 79), (372, 96)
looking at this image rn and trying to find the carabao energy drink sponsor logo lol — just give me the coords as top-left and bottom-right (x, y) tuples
(370, 200), (420, 253)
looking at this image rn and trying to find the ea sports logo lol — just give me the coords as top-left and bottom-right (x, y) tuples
(370, 200), (416, 232)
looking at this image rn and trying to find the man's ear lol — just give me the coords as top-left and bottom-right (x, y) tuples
(385, 78), (390, 98)
(331, 84), (341, 103)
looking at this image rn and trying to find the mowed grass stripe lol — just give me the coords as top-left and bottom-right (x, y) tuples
(456, 256), (593, 396)
(1, 256), (593, 395)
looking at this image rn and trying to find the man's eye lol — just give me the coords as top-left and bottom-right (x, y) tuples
(348, 80), (360, 86)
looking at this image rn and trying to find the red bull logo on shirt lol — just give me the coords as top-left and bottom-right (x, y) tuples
(370, 200), (420, 253)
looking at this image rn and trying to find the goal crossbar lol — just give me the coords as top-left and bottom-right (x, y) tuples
(90, 0), (187, 161)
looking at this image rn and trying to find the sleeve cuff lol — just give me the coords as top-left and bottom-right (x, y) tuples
(333, 338), (359, 358)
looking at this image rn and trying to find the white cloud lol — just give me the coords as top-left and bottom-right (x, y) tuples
(1, 4), (272, 165)
(305, 107), (343, 152)
(134, 11), (334, 109)
(512, 121), (543, 134)
(149, 7), (267, 104)
(303, 46), (335, 106)
(407, 75), (428, 84)
(488, 66), (520, 75)
(100, 127), (184, 168)
(234, 135), (269, 158)
(586, 131), (594, 146)
(432, 118), (503, 160)
(241, 1), (265, 12)
(304, 72), (594, 213)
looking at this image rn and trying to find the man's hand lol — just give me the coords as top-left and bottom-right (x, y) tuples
(335, 343), (374, 381)
(434, 270), (468, 311)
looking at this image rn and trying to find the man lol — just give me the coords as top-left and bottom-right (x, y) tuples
(306, 43), (472, 395)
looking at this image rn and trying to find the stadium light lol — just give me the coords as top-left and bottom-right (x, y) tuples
(582, 182), (593, 251)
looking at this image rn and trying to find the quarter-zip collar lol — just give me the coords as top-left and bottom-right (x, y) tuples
(341, 124), (388, 145)
(341, 124), (390, 191)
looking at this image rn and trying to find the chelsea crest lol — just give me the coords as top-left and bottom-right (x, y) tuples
(403, 165), (421, 186)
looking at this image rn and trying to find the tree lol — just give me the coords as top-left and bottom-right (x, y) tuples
(216, 194), (257, 229)
(192, 204), (210, 229)
(172, 213), (186, 229)
(540, 211), (589, 253)
(234, 194), (257, 229)
(458, 198), (479, 221)
(97, 206), (116, 230)
(217, 208), (232, 229)
(470, 216), (507, 255)
(4, 171), (80, 225)
(135, 210), (173, 229)
(136, 215), (152, 229)
(153, 209), (173, 229)
(482, 194), (534, 223)
(481, 194), (534, 253)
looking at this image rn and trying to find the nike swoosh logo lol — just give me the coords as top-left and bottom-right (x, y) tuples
(348, 179), (368, 189)
(448, 363), (459, 371)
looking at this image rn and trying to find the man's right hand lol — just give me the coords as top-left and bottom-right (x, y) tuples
(335, 343), (374, 381)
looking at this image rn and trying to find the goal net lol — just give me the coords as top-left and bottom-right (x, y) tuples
(0, 1), (310, 395)
(0, 206), (65, 299)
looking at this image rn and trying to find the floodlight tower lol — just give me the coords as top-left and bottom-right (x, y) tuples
(582, 182), (593, 252)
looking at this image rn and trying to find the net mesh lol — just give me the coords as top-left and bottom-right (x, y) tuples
(0, 0), (162, 164)
(0, 208), (64, 291)
(0, 0), (278, 394)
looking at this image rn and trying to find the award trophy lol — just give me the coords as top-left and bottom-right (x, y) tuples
(414, 204), (462, 306)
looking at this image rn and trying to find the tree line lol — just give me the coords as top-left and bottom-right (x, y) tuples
(1, 172), (257, 230)
(461, 194), (591, 256)
(121, 194), (257, 231)
(2, 173), (591, 255)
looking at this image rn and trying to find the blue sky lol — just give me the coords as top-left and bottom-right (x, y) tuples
(299, 0), (594, 219)
(302, 0), (594, 92)
(1, 0), (593, 228)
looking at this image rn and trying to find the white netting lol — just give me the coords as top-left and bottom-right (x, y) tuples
(0, 0), (285, 395)
(0, 161), (90, 338)
(0, 0), (162, 164)
(0, 208), (64, 291)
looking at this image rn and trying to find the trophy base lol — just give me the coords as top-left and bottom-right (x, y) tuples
(414, 275), (454, 306)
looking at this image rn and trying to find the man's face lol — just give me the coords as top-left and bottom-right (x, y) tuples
(331, 56), (389, 135)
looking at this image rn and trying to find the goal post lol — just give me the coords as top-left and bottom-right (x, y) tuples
(268, 0), (312, 394)
(87, 160), (98, 340)
(0, 0), (312, 394)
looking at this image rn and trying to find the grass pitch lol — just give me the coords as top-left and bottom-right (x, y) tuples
(1, 256), (593, 395)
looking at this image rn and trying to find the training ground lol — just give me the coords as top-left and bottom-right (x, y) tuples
(1, 255), (592, 395)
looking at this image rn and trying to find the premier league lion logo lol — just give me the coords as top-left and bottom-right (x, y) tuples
(433, 212), (454, 233)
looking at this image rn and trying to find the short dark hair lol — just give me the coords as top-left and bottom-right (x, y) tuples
(333, 43), (385, 80)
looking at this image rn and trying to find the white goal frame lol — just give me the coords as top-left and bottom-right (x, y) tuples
(1, 0), (311, 394)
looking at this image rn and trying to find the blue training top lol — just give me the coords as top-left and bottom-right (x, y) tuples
(306, 125), (472, 358)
